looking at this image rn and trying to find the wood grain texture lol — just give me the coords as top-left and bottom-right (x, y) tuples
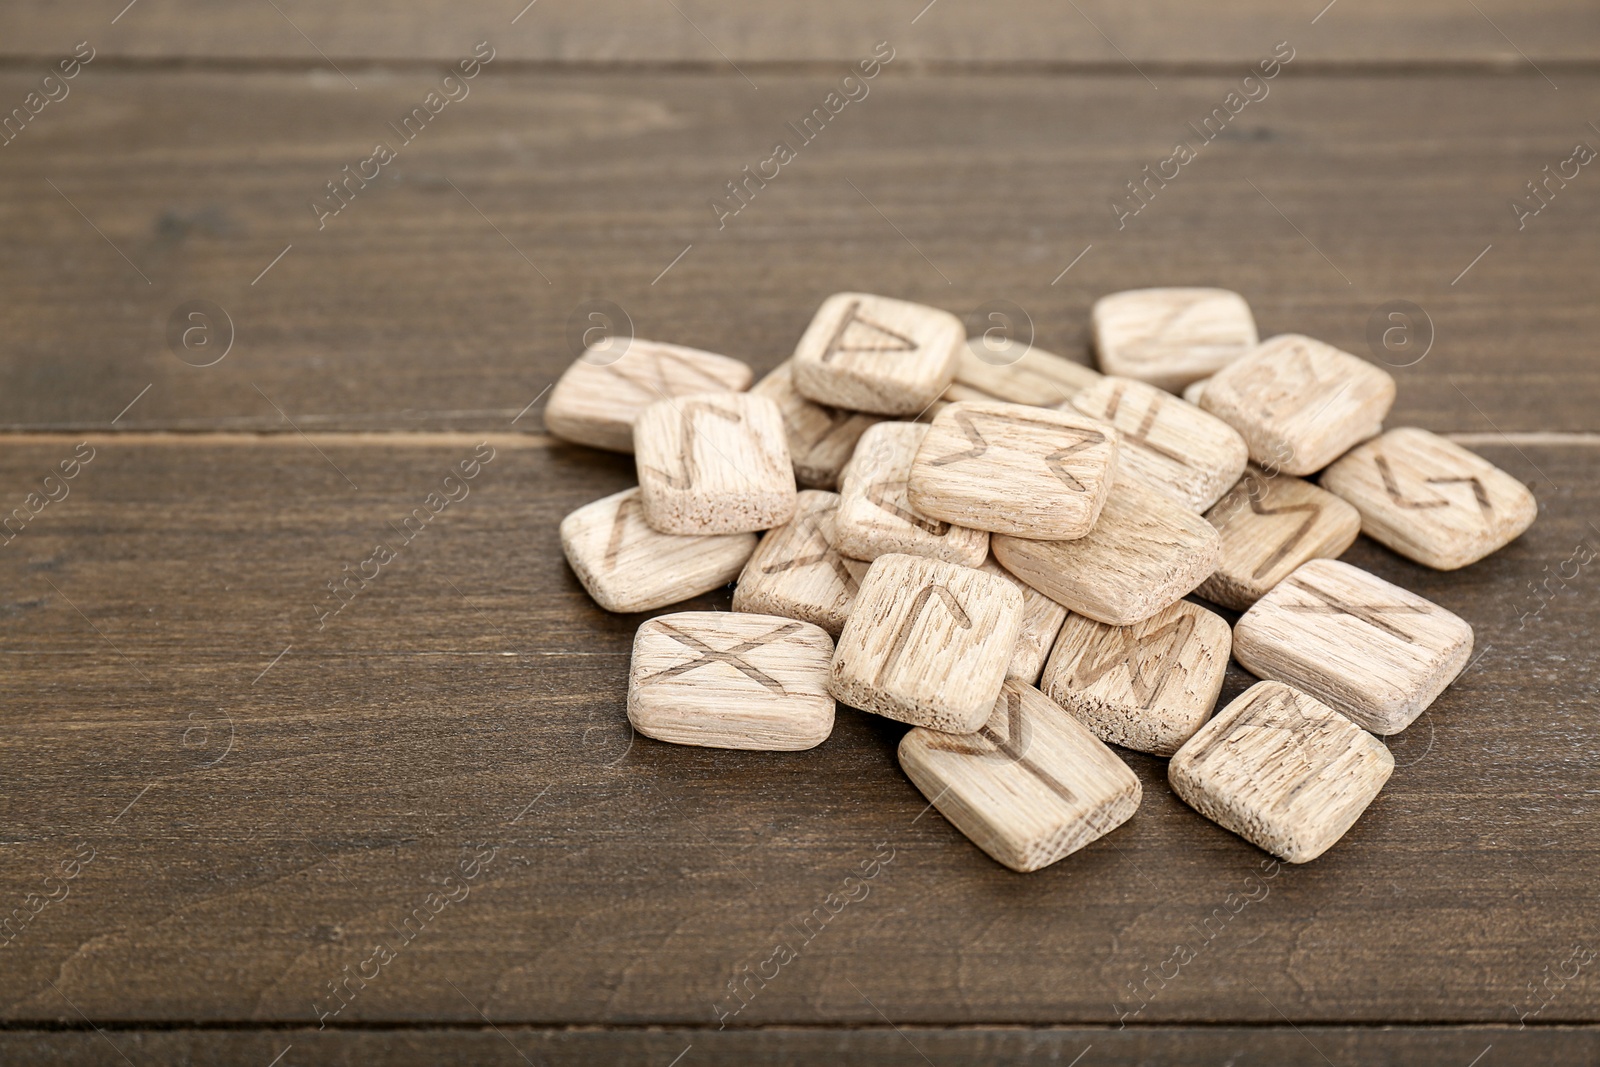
(732, 489), (867, 635)
(833, 422), (988, 566)
(952, 339), (1101, 407)
(545, 340), (751, 453)
(1, 70), (1598, 435)
(978, 555), (1067, 685)
(791, 293), (962, 417)
(750, 362), (882, 490)
(1091, 287), (1258, 392)
(634, 392), (796, 534)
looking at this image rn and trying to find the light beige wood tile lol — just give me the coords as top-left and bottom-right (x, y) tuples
(733, 490), (869, 636)
(898, 680), (1141, 872)
(906, 401), (1119, 539)
(634, 392), (797, 534)
(1233, 558), (1474, 735)
(954, 337), (1102, 406)
(829, 553), (1023, 733)
(791, 292), (963, 416)
(1198, 466), (1362, 611)
(992, 476), (1221, 626)
(1198, 334), (1395, 476)
(978, 556), (1068, 685)
(749, 361), (882, 490)
(560, 487), (756, 613)
(1069, 376), (1248, 512)
(545, 340), (752, 453)
(1091, 288), (1258, 392)
(628, 611), (835, 750)
(834, 422), (990, 566)
(1320, 427), (1538, 570)
(1182, 377), (1212, 406)
(1041, 600), (1231, 756)
(1168, 680), (1394, 863)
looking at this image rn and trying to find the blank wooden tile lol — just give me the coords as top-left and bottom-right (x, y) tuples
(1233, 558), (1474, 735)
(733, 490), (869, 635)
(992, 477), (1221, 626)
(953, 337), (1102, 406)
(1199, 334), (1395, 476)
(545, 340), (752, 453)
(1041, 600), (1231, 756)
(978, 556), (1068, 685)
(834, 422), (990, 566)
(1169, 680), (1394, 863)
(791, 292), (963, 416)
(1320, 427), (1538, 570)
(561, 488), (756, 613)
(750, 361), (882, 490)
(906, 401), (1119, 539)
(1069, 376), (1248, 512)
(1197, 466), (1362, 611)
(898, 680), (1142, 871)
(1092, 288), (1258, 392)
(829, 553), (1023, 733)
(628, 612), (835, 750)
(634, 392), (797, 534)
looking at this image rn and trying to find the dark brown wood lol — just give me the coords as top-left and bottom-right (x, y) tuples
(0, 69), (1596, 433)
(0, 435), (1593, 1032)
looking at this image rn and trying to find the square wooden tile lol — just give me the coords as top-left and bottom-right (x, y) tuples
(750, 361), (882, 490)
(791, 292), (964, 416)
(1169, 680), (1394, 863)
(1197, 466), (1362, 611)
(1320, 427), (1538, 570)
(906, 401), (1119, 539)
(898, 680), (1142, 871)
(953, 338), (1102, 406)
(992, 477), (1221, 626)
(1041, 600), (1231, 756)
(545, 339), (752, 452)
(733, 490), (869, 635)
(1233, 558), (1475, 735)
(561, 488), (756, 613)
(1198, 334), (1395, 476)
(1069, 376), (1248, 512)
(1091, 288), (1258, 392)
(628, 612), (835, 750)
(834, 422), (989, 566)
(829, 553), (1023, 733)
(978, 556), (1068, 685)
(634, 392), (797, 534)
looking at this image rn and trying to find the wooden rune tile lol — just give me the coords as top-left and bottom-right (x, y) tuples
(791, 292), (964, 416)
(833, 422), (990, 566)
(1197, 466), (1362, 611)
(1198, 334), (1395, 476)
(560, 487), (756, 613)
(628, 612), (835, 751)
(545, 339), (753, 453)
(733, 490), (869, 636)
(1320, 427), (1538, 570)
(1168, 680), (1395, 863)
(633, 392), (797, 534)
(829, 553), (1023, 733)
(977, 556), (1069, 685)
(906, 401), (1119, 539)
(1091, 288), (1259, 392)
(749, 360), (882, 490)
(1041, 600), (1232, 756)
(1233, 558), (1475, 735)
(992, 476), (1221, 626)
(953, 337), (1103, 406)
(1182, 377), (1212, 406)
(898, 680), (1142, 872)
(1069, 376), (1249, 512)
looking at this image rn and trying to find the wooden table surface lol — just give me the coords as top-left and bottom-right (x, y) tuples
(2, 3), (1597, 1064)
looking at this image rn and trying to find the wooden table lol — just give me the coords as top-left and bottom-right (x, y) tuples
(2, 3), (1597, 1063)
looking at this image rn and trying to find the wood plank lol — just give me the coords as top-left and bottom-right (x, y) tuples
(3, 1), (1598, 63)
(0, 434), (1593, 1026)
(0, 70), (1595, 434)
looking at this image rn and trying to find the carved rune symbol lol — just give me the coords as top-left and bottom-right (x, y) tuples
(1283, 579), (1431, 643)
(1375, 455), (1494, 525)
(605, 348), (729, 400)
(640, 621), (802, 695)
(1099, 382), (1185, 464)
(1072, 612), (1197, 709)
(920, 687), (1077, 804)
(821, 300), (920, 362)
(866, 480), (949, 535)
(603, 493), (642, 569)
(1202, 688), (1345, 806)
(927, 412), (1105, 492)
(877, 584), (971, 686)
(645, 400), (743, 490)
(1236, 475), (1324, 580)
(761, 507), (860, 592)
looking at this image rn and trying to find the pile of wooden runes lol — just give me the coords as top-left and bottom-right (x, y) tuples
(551, 290), (1534, 871)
